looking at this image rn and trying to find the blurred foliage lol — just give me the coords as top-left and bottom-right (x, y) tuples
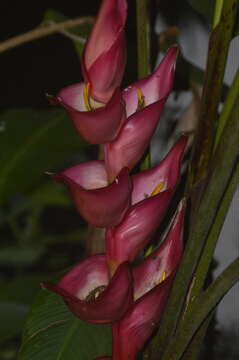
(43, 9), (93, 56)
(0, 7), (95, 358)
(0, 108), (88, 204)
(19, 290), (111, 360)
(188, 0), (239, 35)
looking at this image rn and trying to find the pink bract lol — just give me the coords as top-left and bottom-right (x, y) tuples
(109, 201), (186, 360)
(42, 254), (133, 324)
(51, 161), (132, 228)
(48, 86), (126, 144)
(82, 0), (127, 102)
(106, 136), (187, 268)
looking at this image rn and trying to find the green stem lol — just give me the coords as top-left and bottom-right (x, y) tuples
(151, 67), (239, 359)
(188, 0), (238, 188)
(214, 68), (239, 151)
(181, 315), (212, 360)
(186, 161), (239, 303)
(136, 0), (151, 78)
(162, 257), (239, 360)
(213, 0), (224, 28)
(136, 0), (151, 170)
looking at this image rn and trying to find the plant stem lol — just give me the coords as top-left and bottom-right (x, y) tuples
(162, 257), (239, 360)
(181, 315), (212, 360)
(136, 0), (151, 78)
(151, 58), (239, 359)
(188, 0), (238, 188)
(187, 148), (239, 303)
(0, 17), (93, 53)
(136, 0), (151, 170)
(214, 68), (239, 151)
(213, 0), (224, 27)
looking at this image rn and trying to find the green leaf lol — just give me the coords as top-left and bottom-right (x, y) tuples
(43, 9), (93, 56)
(19, 289), (111, 360)
(0, 302), (28, 342)
(0, 274), (45, 342)
(0, 108), (88, 204)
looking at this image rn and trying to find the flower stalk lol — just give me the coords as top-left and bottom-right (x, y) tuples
(136, 0), (151, 171)
(188, 0), (239, 189)
(151, 2), (239, 358)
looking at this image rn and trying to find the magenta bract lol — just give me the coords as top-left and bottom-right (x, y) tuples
(104, 46), (179, 180)
(111, 278), (172, 360)
(106, 189), (173, 270)
(109, 201), (186, 359)
(106, 136), (187, 268)
(42, 254), (133, 324)
(104, 99), (166, 180)
(52, 161), (132, 228)
(48, 87), (126, 144)
(123, 45), (179, 117)
(131, 135), (188, 203)
(82, 0), (127, 102)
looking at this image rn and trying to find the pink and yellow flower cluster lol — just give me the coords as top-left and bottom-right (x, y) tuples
(43, 1), (187, 359)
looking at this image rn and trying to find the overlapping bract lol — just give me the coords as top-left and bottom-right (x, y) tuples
(42, 255), (133, 324)
(82, 0), (127, 103)
(106, 136), (187, 272)
(44, 1), (187, 359)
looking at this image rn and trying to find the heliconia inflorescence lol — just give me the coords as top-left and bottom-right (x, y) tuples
(44, 0), (187, 359)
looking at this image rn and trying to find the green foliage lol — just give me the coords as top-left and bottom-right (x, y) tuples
(43, 9), (93, 56)
(0, 302), (28, 342)
(188, 0), (239, 35)
(19, 289), (111, 360)
(0, 246), (45, 267)
(0, 274), (44, 342)
(0, 108), (87, 204)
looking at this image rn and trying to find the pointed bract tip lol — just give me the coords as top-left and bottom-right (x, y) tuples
(178, 197), (187, 210)
(46, 93), (60, 106)
(45, 171), (54, 177)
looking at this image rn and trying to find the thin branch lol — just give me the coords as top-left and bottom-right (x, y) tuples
(0, 17), (94, 53)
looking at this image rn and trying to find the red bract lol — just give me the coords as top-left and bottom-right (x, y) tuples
(104, 99), (166, 181)
(82, 0), (127, 103)
(110, 201), (186, 360)
(42, 254), (133, 324)
(106, 136), (187, 270)
(104, 46), (179, 180)
(47, 87), (126, 144)
(51, 161), (132, 228)
(123, 45), (179, 117)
